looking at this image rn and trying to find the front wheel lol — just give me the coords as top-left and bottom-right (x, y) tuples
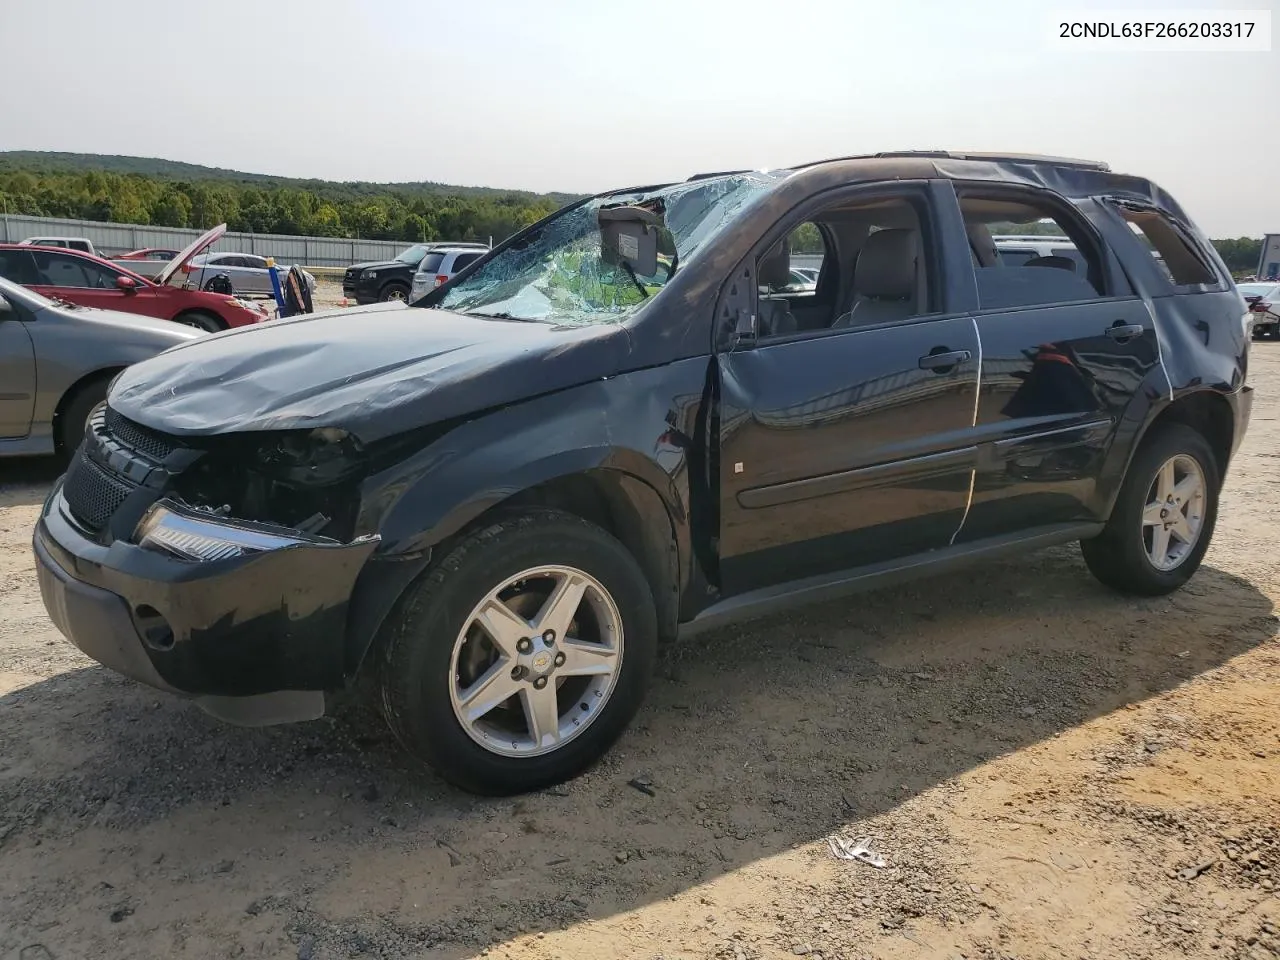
(1081, 422), (1220, 595)
(175, 311), (225, 333)
(377, 509), (658, 795)
(379, 283), (409, 303)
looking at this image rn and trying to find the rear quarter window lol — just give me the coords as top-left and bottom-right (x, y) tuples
(1114, 205), (1219, 287)
(418, 253), (445, 274)
(0, 249), (39, 284)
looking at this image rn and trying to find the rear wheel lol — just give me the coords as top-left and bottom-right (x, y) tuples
(379, 283), (409, 303)
(378, 509), (657, 795)
(56, 378), (110, 459)
(1081, 422), (1220, 595)
(175, 311), (225, 333)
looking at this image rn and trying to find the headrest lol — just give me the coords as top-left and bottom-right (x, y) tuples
(1024, 255), (1076, 272)
(758, 234), (792, 289)
(855, 229), (917, 300)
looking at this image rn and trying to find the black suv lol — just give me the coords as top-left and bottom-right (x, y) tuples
(342, 242), (489, 303)
(34, 151), (1252, 795)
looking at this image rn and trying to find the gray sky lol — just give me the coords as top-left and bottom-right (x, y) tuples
(2, 0), (1276, 236)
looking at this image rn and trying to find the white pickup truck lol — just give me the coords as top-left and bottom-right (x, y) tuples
(18, 236), (99, 256)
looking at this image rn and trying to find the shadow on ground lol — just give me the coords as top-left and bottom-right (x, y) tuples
(0, 457), (62, 507)
(0, 544), (1274, 958)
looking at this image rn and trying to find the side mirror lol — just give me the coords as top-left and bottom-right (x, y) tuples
(116, 275), (138, 294)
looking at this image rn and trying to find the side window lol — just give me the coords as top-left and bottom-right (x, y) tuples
(962, 194), (1106, 310)
(755, 195), (933, 338)
(243, 256), (268, 269)
(1114, 206), (1218, 287)
(451, 252), (482, 272)
(0, 250), (39, 285)
(70, 241), (92, 253)
(32, 252), (92, 287)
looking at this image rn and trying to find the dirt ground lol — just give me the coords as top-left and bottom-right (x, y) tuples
(0, 339), (1277, 960)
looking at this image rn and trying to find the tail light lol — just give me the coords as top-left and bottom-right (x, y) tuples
(433, 275), (449, 287)
(1250, 300), (1271, 313)
(180, 263), (193, 273)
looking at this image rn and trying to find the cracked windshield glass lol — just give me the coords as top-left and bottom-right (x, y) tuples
(432, 173), (777, 325)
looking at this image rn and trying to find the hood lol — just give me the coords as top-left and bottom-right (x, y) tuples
(346, 259), (404, 272)
(108, 303), (633, 443)
(156, 223), (227, 287)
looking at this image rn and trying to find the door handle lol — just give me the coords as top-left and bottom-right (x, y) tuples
(1106, 322), (1145, 342)
(918, 348), (972, 372)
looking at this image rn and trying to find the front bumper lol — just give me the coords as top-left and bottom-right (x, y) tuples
(34, 483), (378, 724)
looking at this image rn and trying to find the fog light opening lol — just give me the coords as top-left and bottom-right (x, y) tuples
(134, 604), (175, 651)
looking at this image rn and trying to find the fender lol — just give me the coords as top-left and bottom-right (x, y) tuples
(342, 358), (711, 670)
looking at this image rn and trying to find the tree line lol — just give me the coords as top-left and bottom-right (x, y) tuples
(0, 157), (1265, 273)
(0, 167), (567, 244)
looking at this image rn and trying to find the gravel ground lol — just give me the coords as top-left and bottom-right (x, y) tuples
(0, 330), (1277, 960)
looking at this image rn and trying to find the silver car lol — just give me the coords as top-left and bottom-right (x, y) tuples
(409, 246), (489, 301)
(186, 253), (316, 297)
(0, 276), (199, 458)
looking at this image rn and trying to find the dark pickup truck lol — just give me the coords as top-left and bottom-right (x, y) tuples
(34, 150), (1252, 795)
(342, 242), (489, 303)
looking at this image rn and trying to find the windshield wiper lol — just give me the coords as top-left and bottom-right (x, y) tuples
(465, 310), (538, 322)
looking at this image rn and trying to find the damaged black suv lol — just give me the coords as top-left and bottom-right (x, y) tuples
(34, 151), (1252, 795)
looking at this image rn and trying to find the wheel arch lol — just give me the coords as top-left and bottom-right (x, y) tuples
(172, 308), (227, 331)
(52, 366), (124, 450)
(1142, 390), (1234, 481)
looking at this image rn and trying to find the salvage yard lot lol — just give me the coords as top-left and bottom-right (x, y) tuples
(0, 348), (1277, 960)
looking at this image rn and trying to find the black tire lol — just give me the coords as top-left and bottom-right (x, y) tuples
(378, 283), (409, 303)
(175, 311), (225, 333)
(378, 509), (658, 795)
(1081, 422), (1220, 596)
(56, 378), (109, 459)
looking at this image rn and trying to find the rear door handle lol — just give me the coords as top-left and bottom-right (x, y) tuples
(918, 348), (972, 372)
(1106, 322), (1145, 341)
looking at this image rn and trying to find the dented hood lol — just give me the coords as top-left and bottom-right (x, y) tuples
(108, 302), (632, 443)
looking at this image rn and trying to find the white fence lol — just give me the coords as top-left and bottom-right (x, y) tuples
(0, 214), (417, 267)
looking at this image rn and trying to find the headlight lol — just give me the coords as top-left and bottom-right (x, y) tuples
(135, 504), (326, 562)
(254, 428), (366, 486)
(361, 269), (379, 280)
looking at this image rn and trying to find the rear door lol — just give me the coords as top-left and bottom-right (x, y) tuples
(0, 260), (37, 438)
(950, 186), (1161, 542)
(716, 181), (982, 595)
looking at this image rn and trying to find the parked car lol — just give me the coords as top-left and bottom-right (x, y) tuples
(185, 253), (316, 297)
(1240, 281), (1280, 339)
(116, 248), (181, 261)
(991, 234), (1089, 271)
(19, 236), (97, 256)
(408, 245), (490, 301)
(0, 276), (198, 458)
(110, 248), (184, 280)
(0, 225), (270, 332)
(344, 242), (489, 303)
(33, 151), (1251, 796)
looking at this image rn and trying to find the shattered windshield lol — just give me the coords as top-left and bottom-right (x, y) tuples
(430, 173), (778, 325)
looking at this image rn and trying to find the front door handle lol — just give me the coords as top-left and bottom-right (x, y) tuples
(918, 348), (972, 372)
(1106, 322), (1145, 341)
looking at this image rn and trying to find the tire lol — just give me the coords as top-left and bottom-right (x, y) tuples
(56, 377), (109, 459)
(1081, 422), (1220, 596)
(379, 283), (409, 303)
(175, 311), (225, 333)
(378, 509), (658, 795)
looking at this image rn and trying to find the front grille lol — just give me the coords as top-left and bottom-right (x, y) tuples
(104, 406), (176, 462)
(343, 268), (360, 285)
(62, 448), (136, 532)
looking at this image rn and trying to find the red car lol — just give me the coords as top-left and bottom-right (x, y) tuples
(115, 247), (182, 261)
(0, 225), (268, 332)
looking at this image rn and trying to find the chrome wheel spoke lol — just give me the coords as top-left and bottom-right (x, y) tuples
(533, 572), (588, 640)
(520, 684), (562, 749)
(458, 660), (521, 722)
(1142, 500), (1166, 526)
(559, 638), (617, 678)
(1171, 474), (1201, 504)
(474, 599), (530, 659)
(1157, 459), (1176, 501)
(1149, 523), (1172, 566)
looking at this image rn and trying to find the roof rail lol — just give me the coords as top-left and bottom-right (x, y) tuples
(792, 150), (1111, 173)
(873, 150), (1110, 172)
